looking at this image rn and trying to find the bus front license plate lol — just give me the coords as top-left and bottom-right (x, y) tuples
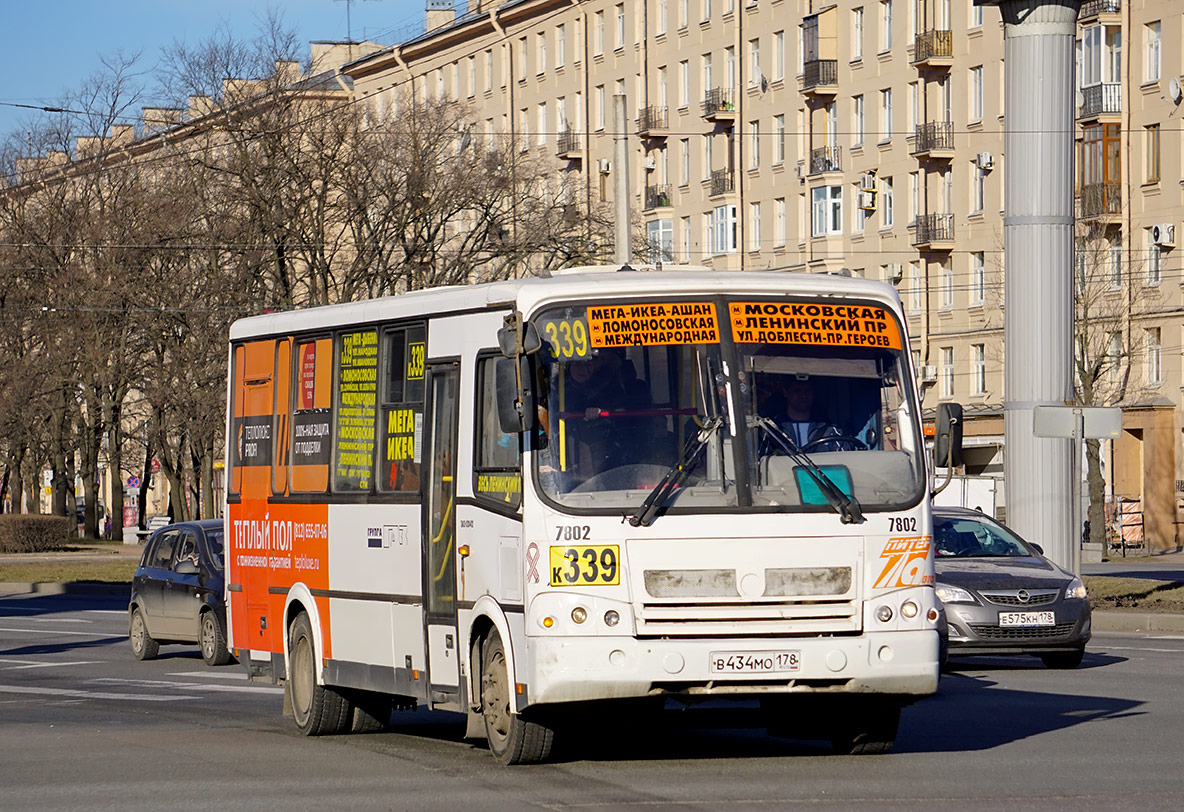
(710, 651), (800, 674)
(998, 611), (1055, 627)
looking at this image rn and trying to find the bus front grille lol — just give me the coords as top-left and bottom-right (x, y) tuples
(634, 600), (860, 637)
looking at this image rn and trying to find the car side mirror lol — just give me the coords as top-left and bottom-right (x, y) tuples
(1029, 543), (1044, 556)
(174, 559), (199, 575)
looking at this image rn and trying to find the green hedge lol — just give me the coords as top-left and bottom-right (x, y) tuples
(0, 514), (72, 553)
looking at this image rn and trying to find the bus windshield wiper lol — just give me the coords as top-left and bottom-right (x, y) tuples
(752, 416), (864, 525)
(628, 416), (724, 528)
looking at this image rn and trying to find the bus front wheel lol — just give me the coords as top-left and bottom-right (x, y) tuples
(831, 700), (901, 755)
(480, 630), (554, 764)
(288, 612), (352, 736)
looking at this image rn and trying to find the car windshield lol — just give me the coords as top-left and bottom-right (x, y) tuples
(532, 301), (736, 511)
(934, 515), (1032, 557)
(204, 527), (225, 569)
(732, 302), (924, 512)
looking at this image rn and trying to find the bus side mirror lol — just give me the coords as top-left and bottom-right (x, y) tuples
(497, 321), (542, 358)
(495, 357), (534, 434)
(935, 402), (963, 468)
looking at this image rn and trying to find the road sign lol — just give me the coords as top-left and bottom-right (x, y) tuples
(150, 459), (161, 474)
(1033, 405), (1122, 439)
(126, 475), (141, 489)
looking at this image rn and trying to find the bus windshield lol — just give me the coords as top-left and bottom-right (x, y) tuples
(531, 297), (924, 514)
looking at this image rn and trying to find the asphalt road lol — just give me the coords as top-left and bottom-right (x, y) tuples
(2, 591), (1183, 812)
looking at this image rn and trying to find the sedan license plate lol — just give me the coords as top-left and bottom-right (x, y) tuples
(999, 611), (1055, 627)
(710, 651), (800, 674)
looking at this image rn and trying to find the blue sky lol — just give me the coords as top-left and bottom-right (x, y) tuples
(0, 0), (425, 139)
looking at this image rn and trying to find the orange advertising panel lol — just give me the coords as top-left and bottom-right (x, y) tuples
(227, 500), (331, 657)
(729, 302), (903, 350)
(586, 302), (719, 348)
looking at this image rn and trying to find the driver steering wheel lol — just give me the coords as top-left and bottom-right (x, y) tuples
(800, 434), (868, 452)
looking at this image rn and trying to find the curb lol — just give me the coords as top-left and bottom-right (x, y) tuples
(0, 581), (130, 598)
(1091, 611), (1184, 634)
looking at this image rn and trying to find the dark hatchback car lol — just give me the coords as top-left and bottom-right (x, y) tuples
(128, 519), (233, 666)
(934, 507), (1091, 668)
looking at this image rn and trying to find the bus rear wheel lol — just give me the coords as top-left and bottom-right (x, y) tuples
(481, 630), (554, 764)
(288, 612), (352, 736)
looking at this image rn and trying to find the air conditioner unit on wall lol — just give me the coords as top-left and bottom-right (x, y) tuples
(795, 163), (806, 179)
(920, 365), (938, 383)
(860, 172), (877, 191)
(1152, 223), (1176, 248)
(644, 155), (656, 169)
(975, 152), (994, 170)
(888, 263), (904, 282)
(598, 158), (611, 174)
(858, 190), (877, 210)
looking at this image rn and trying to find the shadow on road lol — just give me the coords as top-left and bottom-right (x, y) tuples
(0, 593), (127, 618)
(0, 636), (129, 657)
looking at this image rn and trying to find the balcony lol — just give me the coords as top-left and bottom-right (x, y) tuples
(911, 121), (955, 159)
(645, 183), (673, 210)
(802, 59), (838, 96)
(1078, 83), (1122, 122)
(710, 169), (735, 197)
(1078, 182), (1122, 219)
(701, 88), (736, 122)
(639, 105), (669, 138)
(809, 145), (842, 175)
(912, 30), (954, 68)
(556, 127), (582, 160)
(1079, 0), (1120, 21)
(913, 213), (955, 250)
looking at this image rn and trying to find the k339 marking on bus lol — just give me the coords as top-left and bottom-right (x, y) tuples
(873, 536), (934, 589)
(549, 545), (620, 586)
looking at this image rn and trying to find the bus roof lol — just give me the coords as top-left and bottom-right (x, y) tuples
(229, 267), (904, 341)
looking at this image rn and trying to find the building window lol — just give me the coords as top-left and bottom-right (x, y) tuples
(1107, 332), (1123, 383)
(1107, 233), (1122, 289)
(811, 185), (843, 237)
(703, 53), (713, 92)
(972, 344), (986, 395)
(775, 198), (786, 246)
(970, 65), (983, 123)
(1146, 327), (1161, 385)
(749, 39), (761, 87)
(774, 31), (785, 80)
(679, 0), (689, 29)
(881, 176), (894, 228)
(713, 204), (738, 254)
(681, 216), (692, 261)
(1146, 124), (1161, 183)
(679, 138), (690, 185)
(970, 251), (985, 305)
(879, 88), (892, 142)
(536, 32), (547, 74)
(595, 85), (606, 130)
(703, 134), (713, 178)
(880, 0), (893, 52)
(1147, 230), (1162, 285)
(750, 121), (760, 168)
(615, 3), (626, 48)
(657, 0), (668, 35)
(595, 10), (605, 55)
(908, 80), (919, 130)
(852, 95), (864, 147)
(972, 164), (985, 214)
(647, 219), (674, 262)
(750, 202), (762, 251)
(1146, 21), (1161, 82)
(852, 7), (864, 60)
(940, 347), (954, 399)
(940, 259), (953, 308)
(679, 60), (689, 107)
(556, 25), (566, 67)
(854, 183), (868, 234)
(909, 261), (923, 312)
(909, 171), (919, 223)
(774, 114), (785, 163)
(518, 37), (528, 78)
(971, 0), (982, 27)
(537, 102), (547, 146)
(702, 0), (712, 22)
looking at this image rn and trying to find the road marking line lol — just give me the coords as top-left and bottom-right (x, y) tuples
(0, 659), (98, 670)
(1100, 645), (1184, 654)
(31, 618), (92, 624)
(168, 670), (252, 681)
(0, 684), (197, 702)
(89, 677), (284, 695)
(0, 627), (114, 637)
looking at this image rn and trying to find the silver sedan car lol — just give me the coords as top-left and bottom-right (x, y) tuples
(934, 507), (1091, 668)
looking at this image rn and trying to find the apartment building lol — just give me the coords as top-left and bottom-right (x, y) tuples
(344, 0), (1010, 475)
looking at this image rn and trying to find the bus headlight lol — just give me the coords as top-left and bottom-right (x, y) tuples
(571, 607), (588, 624)
(603, 610), (620, 627)
(901, 600), (919, 619)
(875, 605), (894, 623)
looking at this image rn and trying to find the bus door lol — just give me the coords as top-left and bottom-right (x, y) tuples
(423, 362), (461, 696)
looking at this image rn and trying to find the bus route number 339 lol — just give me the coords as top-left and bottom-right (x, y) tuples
(549, 545), (619, 586)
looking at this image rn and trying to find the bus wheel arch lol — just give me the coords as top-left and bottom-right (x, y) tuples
(466, 598), (518, 713)
(282, 584), (323, 686)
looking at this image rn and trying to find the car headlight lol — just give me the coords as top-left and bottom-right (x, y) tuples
(1065, 576), (1088, 600)
(934, 583), (977, 604)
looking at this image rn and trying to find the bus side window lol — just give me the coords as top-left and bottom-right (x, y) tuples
(379, 324), (427, 493)
(332, 329), (380, 492)
(473, 354), (522, 508)
(231, 340), (276, 500)
(290, 338), (333, 493)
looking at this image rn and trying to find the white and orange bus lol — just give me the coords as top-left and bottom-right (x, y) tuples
(225, 266), (955, 763)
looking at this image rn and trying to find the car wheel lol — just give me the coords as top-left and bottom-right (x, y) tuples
(831, 701), (901, 755)
(199, 610), (232, 666)
(288, 612), (352, 736)
(129, 607), (159, 661)
(1040, 648), (1085, 669)
(481, 630), (555, 764)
